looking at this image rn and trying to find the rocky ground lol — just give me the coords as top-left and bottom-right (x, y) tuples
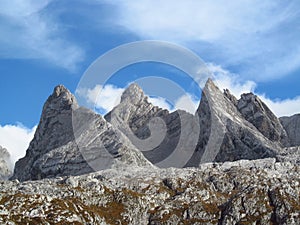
(0, 158), (299, 224)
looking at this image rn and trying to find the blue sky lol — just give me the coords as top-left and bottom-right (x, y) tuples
(0, 0), (300, 164)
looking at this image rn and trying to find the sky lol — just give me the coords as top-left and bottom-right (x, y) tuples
(0, 0), (300, 166)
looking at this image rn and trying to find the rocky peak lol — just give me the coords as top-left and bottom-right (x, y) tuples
(188, 79), (280, 166)
(45, 85), (78, 112)
(237, 93), (289, 146)
(120, 83), (145, 104)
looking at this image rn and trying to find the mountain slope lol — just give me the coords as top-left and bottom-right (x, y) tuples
(12, 85), (152, 181)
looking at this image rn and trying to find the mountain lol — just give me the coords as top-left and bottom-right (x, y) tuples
(187, 79), (284, 166)
(11, 85), (152, 181)
(12, 80), (300, 181)
(1, 159), (299, 224)
(280, 114), (300, 146)
(0, 146), (11, 180)
(106, 80), (285, 167)
(105, 83), (199, 168)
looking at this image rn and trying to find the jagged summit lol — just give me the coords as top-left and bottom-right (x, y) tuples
(53, 84), (70, 96)
(120, 83), (145, 104)
(188, 78), (282, 166)
(46, 84), (78, 110)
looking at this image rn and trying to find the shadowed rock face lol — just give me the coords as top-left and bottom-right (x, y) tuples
(280, 114), (300, 146)
(0, 146), (11, 180)
(12, 85), (151, 181)
(237, 93), (289, 146)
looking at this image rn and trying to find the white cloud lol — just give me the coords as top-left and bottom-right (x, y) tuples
(148, 96), (172, 111)
(109, 0), (300, 81)
(76, 84), (125, 114)
(208, 63), (256, 97)
(174, 94), (198, 114)
(259, 96), (300, 117)
(77, 84), (201, 115)
(0, 124), (36, 169)
(0, 0), (84, 71)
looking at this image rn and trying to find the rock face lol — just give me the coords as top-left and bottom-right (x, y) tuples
(280, 114), (300, 146)
(0, 146), (11, 180)
(187, 79), (281, 166)
(12, 85), (151, 181)
(106, 83), (200, 168)
(1, 159), (300, 224)
(237, 93), (289, 146)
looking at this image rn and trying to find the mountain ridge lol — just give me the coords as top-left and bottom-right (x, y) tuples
(9, 79), (300, 181)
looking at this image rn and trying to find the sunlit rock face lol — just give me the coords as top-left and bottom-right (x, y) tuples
(0, 146), (11, 180)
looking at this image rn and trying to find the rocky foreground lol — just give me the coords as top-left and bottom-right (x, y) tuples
(0, 158), (299, 224)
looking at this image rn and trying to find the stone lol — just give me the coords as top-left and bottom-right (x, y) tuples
(237, 93), (289, 146)
(0, 146), (12, 180)
(106, 83), (202, 168)
(280, 114), (300, 146)
(1, 159), (299, 224)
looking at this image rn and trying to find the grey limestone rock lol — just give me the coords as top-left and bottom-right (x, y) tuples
(1, 159), (299, 224)
(187, 79), (282, 166)
(105, 83), (199, 167)
(0, 146), (12, 180)
(237, 93), (290, 146)
(280, 114), (300, 146)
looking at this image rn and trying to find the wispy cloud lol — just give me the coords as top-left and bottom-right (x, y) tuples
(0, 123), (36, 168)
(109, 0), (300, 81)
(0, 0), (84, 71)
